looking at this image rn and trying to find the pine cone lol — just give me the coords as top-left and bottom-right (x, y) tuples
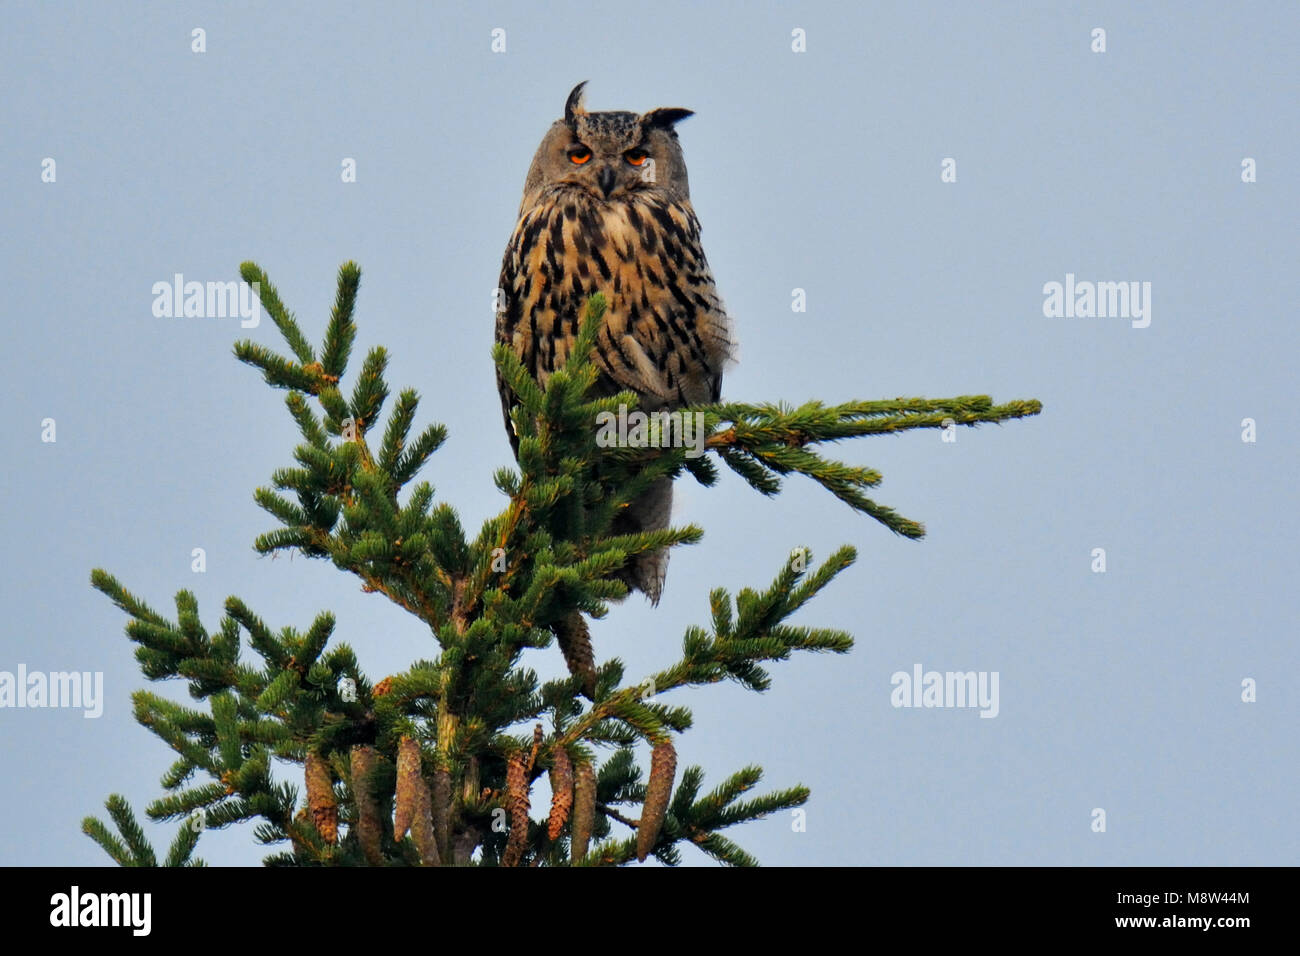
(410, 774), (441, 866)
(393, 735), (421, 839)
(502, 749), (530, 867)
(350, 745), (383, 865)
(637, 740), (676, 862)
(571, 760), (596, 863)
(304, 751), (338, 845)
(553, 610), (597, 698)
(432, 765), (452, 861)
(528, 723), (544, 771)
(547, 747), (575, 840)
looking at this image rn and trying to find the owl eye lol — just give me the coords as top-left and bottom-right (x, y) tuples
(624, 149), (649, 166)
(567, 146), (593, 165)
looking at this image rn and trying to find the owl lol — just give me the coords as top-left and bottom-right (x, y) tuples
(496, 82), (734, 605)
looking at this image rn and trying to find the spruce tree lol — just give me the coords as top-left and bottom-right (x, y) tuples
(84, 261), (1040, 866)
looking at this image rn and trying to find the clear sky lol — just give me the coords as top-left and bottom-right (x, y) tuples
(2, 1), (1296, 866)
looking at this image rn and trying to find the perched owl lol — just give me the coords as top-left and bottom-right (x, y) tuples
(496, 82), (734, 606)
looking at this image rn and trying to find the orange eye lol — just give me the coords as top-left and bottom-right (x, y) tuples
(568, 147), (592, 165)
(624, 149), (648, 166)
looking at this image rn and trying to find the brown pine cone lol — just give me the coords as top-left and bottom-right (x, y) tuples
(304, 751), (338, 845)
(553, 611), (597, 699)
(410, 774), (441, 866)
(502, 749), (531, 867)
(637, 740), (676, 862)
(350, 745), (383, 865)
(571, 760), (597, 863)
(393, 735), (421, 839)
(547, 747), (575, 841)
(432, 765), (452, 862)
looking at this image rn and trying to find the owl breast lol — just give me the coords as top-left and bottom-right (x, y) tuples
(496, 186), (731, 443)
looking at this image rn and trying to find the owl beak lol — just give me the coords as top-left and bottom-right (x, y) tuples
(597, 165), (617, 198)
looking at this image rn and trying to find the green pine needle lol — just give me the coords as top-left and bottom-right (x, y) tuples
(87, 267), (1039, 867)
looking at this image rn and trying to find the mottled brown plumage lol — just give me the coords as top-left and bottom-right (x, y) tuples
(497, 82), (733, 603)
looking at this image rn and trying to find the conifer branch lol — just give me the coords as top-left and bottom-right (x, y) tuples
(87, 263), (1039, 866)
(81, 794), (206, 868)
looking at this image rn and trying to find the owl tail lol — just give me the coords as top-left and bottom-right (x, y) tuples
(615, 477), (673, 606)
(553, 610), (597, 699)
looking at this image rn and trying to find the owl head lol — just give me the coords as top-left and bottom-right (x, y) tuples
(520, 82), (695, 208)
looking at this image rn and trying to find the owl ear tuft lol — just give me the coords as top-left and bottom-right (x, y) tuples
(564, 82), (589, 130)
(641, 107), (695, 132)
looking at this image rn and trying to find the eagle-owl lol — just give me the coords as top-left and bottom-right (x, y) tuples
(496, 82), (733, 604)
